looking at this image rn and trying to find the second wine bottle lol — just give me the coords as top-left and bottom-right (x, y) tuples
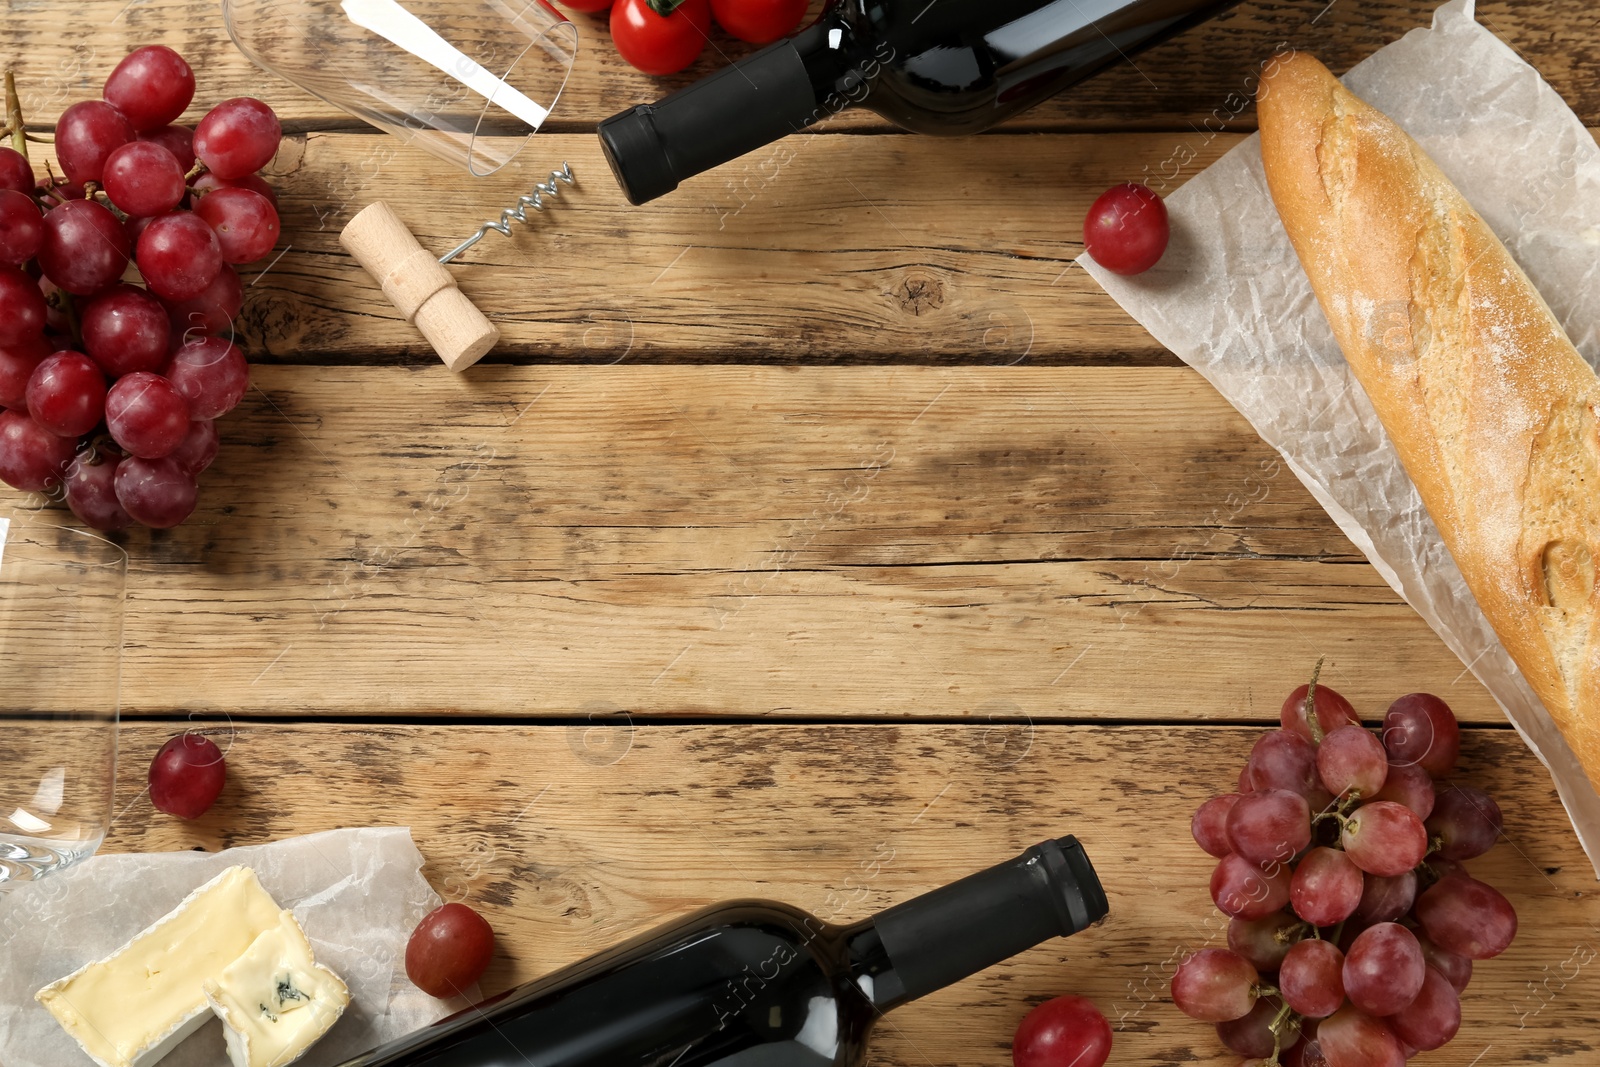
(336, 835), (1108, 1066)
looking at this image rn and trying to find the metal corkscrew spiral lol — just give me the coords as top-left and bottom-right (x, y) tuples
(437, 161), (576, 264)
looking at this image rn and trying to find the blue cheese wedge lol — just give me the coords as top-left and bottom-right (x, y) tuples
(204, 910), (351, 1067)
(34, 866), (285, 1067)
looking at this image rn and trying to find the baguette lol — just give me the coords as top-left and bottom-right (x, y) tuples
(1258, 51), (1600, 793)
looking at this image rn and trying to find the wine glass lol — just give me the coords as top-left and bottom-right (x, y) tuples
(0, 510), (126, 891)
(222, 0), (578, 178)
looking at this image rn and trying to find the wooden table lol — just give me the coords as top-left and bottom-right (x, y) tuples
(5, 1), (1600, 1063)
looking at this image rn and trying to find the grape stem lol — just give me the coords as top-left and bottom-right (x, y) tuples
(4, 71), (24, 160)
(1266, 999), (1301, 1066)
(1304, 656), (1326, 743)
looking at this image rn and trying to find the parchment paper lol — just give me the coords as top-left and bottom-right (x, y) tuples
(0, 827), (469, 1066)
(1080, 0), (1600, 874)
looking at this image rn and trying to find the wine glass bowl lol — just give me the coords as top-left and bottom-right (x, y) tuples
(0, 512), (126, 891)
(222, 0), (578, 177)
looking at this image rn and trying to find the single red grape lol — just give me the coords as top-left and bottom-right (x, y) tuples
(0, 189), (44, 266)
(1192, 794), (1241, 857)
(106, 371), (190, 458)
(55, 100), (136, 185)
(165, 264), (243, 341)
(1372, 760), (1434, 819)
(193, 98), (281, 179)
(64, 447), (134, 531)
(115, 454), (198, 527)
(1340, 800), (1427, 877)
(1417, 934), (1472, 993)
(1280, 681), (1360, 742)
(165, 337), (249, 419)
(1380, 693), (1460, 776)
(406, 902), (495, 998)
(1217, 996), (1298, 1059)
(1228, 910), (1306, 971)
(193, 187), (279, 263)
(0, 409), (75, 491)
(1316, 1006), (1404, 1067)
(137, 211), (223, 301)
(1316, 725), (1388, 799)
(0, 147), (33, 193)
(1246, 729), (1319, 797)
(1290, 846), (1363, 926)
(148, 732), (225, 817)
(1171, 948), (1259, 1022)
(25, 351), (106, 437)
(1011, 995), (1113, 1067)
(39, 199), (132, 295)
(193, 170), (278, 206)
(0, 266), (48, 343)
(104, 46), (196, 132)
(1426, 784), (1503, 860)
(102, 141), (187, 218)
(1387, 965), (1460, 1051)
(82, 284), (171, 376)
(0, 334), (50, 410)
(1414, 873), (1517, 960)
(1280, 938), (1345, 1018)
(1211, 853), (1292, 920)
(138, 124), (197, 171)
(1083, 182), (1168, 275)
(170, 419), (219, 475)
(1355, 869), (1417, 924)
(1343, 922), (1425, 1016)
(1225, 788), (1310, 866)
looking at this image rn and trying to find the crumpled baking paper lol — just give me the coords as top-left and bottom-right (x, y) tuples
(1081, 0), (1600, 875)
(0, 827), (468, 1066)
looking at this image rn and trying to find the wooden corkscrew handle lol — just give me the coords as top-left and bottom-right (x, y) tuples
(339, 201), (499, 372)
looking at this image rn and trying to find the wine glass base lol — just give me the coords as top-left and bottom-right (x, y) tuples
(0, 834), (101, 891)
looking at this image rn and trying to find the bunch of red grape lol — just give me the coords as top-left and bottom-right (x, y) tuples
(0, 46), (281, 529)
(1171, 679), (1516, 1067)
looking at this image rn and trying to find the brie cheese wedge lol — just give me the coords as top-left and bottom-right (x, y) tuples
(34, 866), (284, 1067)
(204, 910), (352, 1067)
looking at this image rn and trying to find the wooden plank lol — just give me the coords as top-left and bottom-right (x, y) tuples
(68, 720), (1600, 1066)
(1, 365), (1511, 723)
(3, 0), (1597, 132)
(28, 125), (1586, 366)
(249, 129), (1199, 364)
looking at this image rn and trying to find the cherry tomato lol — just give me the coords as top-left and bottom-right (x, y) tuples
(1012, 995), (1113, 1067)
(406, 902), (496, 998)
(710, 0), (808, 45)
(611, 0), (711, 76)
(557, 0), (614, 11)
(1082, 181), (1169, 275)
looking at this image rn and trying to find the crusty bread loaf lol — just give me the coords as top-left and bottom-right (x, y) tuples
(1258, 51), (1600, 793)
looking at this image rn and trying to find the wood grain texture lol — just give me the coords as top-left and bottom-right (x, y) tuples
(4, 0), (1597, 132)
(77, 720), (1599, 1066)
(246, 130), (1213, 365)
(20, 124), (1594, 366)
(0, 365), (1505, 723)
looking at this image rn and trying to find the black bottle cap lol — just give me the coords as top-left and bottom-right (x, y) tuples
(872, 836), (1107, 1003)
(597, 37), (820, 207)
(597, 105), (674, 207)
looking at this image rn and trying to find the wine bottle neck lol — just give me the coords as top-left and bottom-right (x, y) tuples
(596, 11), (879, 207)
(842, 837), (1107, 1011)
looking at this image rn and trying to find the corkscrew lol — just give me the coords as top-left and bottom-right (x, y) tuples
(220, 0), (582, 370)
(439, 162), (575, 264)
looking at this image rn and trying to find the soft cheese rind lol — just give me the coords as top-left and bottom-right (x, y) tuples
(204, 910), (352, 1067)
(35, 866), (285, 1067)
